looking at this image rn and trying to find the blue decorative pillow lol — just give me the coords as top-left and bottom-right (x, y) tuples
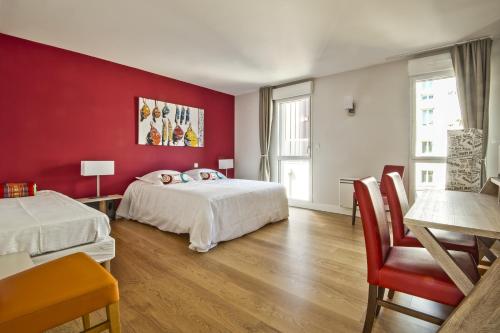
(161, 173), (193, 184)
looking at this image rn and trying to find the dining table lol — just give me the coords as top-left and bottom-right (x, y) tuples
(404, 188), (500, 332)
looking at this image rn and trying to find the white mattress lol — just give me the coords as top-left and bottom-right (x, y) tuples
(117, 179), (289, 252)
(31, 236), (115, 265)
(0, 190), (111, 256)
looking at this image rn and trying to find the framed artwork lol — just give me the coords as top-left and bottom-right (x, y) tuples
(138, 97), (204, 147)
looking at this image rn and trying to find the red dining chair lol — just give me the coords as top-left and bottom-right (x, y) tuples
(354, 177), (479, 333)
(352, 165), (405, 225)
(383, 172), (479, 263)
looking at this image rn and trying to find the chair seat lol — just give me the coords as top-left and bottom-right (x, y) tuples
(396, 229), (478, 262)
(379, 247), (479, 306)
(0, 252), (119, 332)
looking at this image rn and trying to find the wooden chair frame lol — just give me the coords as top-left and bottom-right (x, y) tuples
(81, 302), (121, 333)
(363, 285), (445, 333)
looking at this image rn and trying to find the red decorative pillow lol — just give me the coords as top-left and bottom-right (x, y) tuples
(2, 182), (37, 198)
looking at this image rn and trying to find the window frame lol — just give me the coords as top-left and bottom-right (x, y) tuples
(275, 95), (313, 203)
(409, 69), (456, 202)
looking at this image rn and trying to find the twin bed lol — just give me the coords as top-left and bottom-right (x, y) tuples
(0, 171), (288, 265)
(0, 190), (114, 266)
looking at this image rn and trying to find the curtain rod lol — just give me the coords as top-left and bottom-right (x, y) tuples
(386, 35), (493, 62)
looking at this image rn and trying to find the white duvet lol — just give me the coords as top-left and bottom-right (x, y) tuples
(117, 179), (289, 251)
(0, 190), (111, 256)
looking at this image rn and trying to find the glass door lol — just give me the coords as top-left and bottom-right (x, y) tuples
(410, 74), (462, 200)
(276, 96), (311, 202)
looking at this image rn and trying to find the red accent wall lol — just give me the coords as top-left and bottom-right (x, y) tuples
(0, 34), (234, 198)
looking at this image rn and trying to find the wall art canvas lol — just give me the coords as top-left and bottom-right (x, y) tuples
(446, 128), (482, 192)
(138, 97), (204, 147)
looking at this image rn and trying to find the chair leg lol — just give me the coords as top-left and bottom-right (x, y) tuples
(82, 314), (91, 329)
(352, 197), (357, 225)
(106, 302), (121, 333)
(375, 286), (385, 316)
(363, 284), (378, 333)
(388, 289), (395, 299)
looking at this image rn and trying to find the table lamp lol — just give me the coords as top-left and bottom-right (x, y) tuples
(81, 161), (114, 197)
(218, 159), (234, 177)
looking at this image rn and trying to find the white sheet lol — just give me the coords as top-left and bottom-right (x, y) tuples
(117, 179), (289, 252)
(0, 190), (111, 256)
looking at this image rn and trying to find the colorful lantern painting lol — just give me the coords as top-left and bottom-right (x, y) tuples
(137, 97), (204, 147)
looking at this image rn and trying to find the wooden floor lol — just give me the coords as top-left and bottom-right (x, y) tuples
(49, 208), (453, 333)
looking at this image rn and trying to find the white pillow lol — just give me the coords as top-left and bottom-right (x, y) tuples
(136, 170), (181, 185)
(185, 168), (226, 181)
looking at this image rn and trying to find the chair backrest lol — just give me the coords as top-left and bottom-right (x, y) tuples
(379, 165), (405, 195)
(354, 177), (391, 285)
(383, 172), (410, 244)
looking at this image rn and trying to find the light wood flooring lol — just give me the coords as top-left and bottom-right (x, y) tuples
(49, 208), (453, 332)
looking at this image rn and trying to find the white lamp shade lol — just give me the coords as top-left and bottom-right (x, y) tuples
(218, 159), (234, 169)
(81, 161), (115, 176)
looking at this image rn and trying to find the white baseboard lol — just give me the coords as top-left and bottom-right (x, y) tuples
(288, 200), (359, 217)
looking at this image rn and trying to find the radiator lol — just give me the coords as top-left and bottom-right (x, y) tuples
(339, 178), (356, 208)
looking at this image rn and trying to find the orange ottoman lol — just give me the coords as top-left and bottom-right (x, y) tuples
(0, 252), (120, 333)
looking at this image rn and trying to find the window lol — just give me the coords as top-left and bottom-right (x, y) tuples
(412, 74), (462, 197)
(276, 96), (311, 201)
(421, 108), (434, 126)
(421, 141), (433, 154)
(422, 80), (433, 89)
(421, 170), (433, 183)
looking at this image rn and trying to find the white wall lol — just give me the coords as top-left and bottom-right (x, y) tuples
(311, 61), (410, 209)
(235, 60), (410, 213)
(486, 40), (500, 178)
(235, 91), (260, 180)
(235, 44), (500, 213)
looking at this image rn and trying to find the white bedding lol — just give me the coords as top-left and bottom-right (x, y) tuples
(0, 190), (111, 256)
(117, 179), (289, 251)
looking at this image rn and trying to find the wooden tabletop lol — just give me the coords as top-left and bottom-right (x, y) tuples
(404, 190), (500, 239)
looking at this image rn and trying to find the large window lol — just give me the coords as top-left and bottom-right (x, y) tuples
(276, 96), (311, 201)
(412, 75), (462, 197)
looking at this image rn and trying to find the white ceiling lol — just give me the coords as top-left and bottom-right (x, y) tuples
(1, 0), (500, 95)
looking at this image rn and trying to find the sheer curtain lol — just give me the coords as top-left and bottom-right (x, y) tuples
(451, 38), (492, 186)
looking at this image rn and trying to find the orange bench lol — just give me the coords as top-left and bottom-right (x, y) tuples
(0, 252), (120, 332)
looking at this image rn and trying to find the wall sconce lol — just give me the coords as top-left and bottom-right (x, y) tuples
(344, 96), (355, 115)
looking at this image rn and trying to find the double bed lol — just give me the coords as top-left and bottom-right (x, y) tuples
(117, 178), (288, 252)
(0, 190), (114, 266)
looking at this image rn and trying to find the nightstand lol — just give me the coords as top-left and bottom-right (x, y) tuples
(76, 194), (123, 215)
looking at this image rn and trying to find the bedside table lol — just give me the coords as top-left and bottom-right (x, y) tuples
(76, 194), (123, 215)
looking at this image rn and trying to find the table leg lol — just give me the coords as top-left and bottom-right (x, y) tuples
(478, 237), (498, 262)
(439, 258), (500, 332)
(407, 225), (475, 295)
(98, 200), (107, 214)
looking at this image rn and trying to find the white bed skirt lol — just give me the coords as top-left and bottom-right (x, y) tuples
(31, 236), (115, 265)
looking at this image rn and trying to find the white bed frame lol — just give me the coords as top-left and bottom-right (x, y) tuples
(30, 236), (115, 271)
